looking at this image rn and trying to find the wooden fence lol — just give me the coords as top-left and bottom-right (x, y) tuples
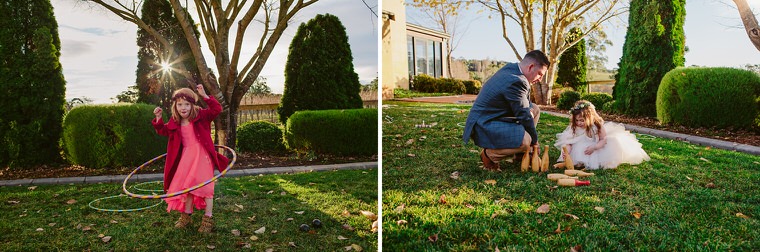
(236, 90), (378, 125)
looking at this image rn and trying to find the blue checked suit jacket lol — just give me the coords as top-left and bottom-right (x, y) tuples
(462, 63), (538, 149)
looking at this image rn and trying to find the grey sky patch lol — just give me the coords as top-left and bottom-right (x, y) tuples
(60, 24), (124, 36)
(60, 40), (93, 57)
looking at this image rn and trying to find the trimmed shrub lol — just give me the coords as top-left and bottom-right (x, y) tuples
(62, 103), (167, 168)
(438, 78), (466, 94)
(463, 80), (482, 94)
(657, 67), (760, 129)
(237, 121), (286, 153)
(284, 109), (377, 156)
(556, 90), (582, 110)
(412, 74), (436, 93)
(581, 92), (613, 109)
(600, 100), (616, 114)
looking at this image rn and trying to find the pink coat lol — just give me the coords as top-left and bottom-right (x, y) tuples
(152, 96), (229, 192)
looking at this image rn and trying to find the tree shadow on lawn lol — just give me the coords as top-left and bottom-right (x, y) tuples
(0, 169), (378, 251)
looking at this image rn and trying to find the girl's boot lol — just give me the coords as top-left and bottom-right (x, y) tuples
(198, 215), (214, 233)
(175, 213), (191, 228)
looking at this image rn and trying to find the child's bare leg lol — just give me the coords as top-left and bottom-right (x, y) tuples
(204, 198), (213, 217)
(184, 195), (193, 213)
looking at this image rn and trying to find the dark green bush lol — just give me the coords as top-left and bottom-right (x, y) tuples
(556, 90), (582, 110)
(284, 109), (377, 156)
(463, 80), (482, 94)
(556, 27), (588, 93)
(657, 67), (760, 129)
(581, 92), (613, 109)
(600, 100), (616, 114)
(62, 103), (167, 168)
(412, 74), (436, 93)
(438, 78), (466, 94)
(237, 121), (286, 153)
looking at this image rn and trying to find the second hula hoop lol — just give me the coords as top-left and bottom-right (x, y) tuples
(122, 145), (237, 199)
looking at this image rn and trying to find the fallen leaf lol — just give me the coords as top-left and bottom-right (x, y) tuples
(536, 204), (550, 214)
(286, 217), (294, 222)
(66, 199), (77, 204)
(231, 229), (241, 236)
(360, 210), (377, 221)
(235, 204), (244, 210)
(699, 157), (711, 163)
(294, 211), (304, 215)
(344, 245), (353, 251)
(371, 220), (378, 233)
(280, 192), (287, 195)
(554, 223), (562, 234)
(254, 226), (266, 234)
(271, 230), (278, 234)
(705, 146), (712, 150)
(342, 209), (352, 216)
(35, 228), (44, 232)
(547, 185), (559, 191)
(48, 223), (56, 227)
(564, 214), (579, 220)
(706, 183), (716, 188)
(248, 216), (256, 222)
(736, 213), (750, 219)
(351, 244), (363, 251)
(394, 204), (405, 213)
(338, 235), (348, 240)
(465, 203), (474, 209)
(98, 234), (104, 238)
(265, 248), (273, 252)
(7, 200), (19, 204)
(632, 212), (642, 219)
(102, 236), (112, 243)
(495, 198), (508, 205)
(309, 182), (316, 185)
(397, 220), (408, 225)
(342, 224), (355, 231)
(686, 176), (693, 181)
(428, 233), (439, 242)
(249, 235), (259, 241)
(491, 212), (499, 219)
(450, 171), (460, 180)
(570, 245), (583, 252)
(288, 242), (296, 247)
(495, 246), (501, 252)
(110, 220), (118, 224)
(28, 186), (37, 190)
(484, 179), (497, 185)
(407, 153), (416, 157)
(82, 226), (92, 231)
(267, 190), (274, 194)
(405, 139), (415, 145)
(439, 194), (447, 204)
(594, 207), (605, 213)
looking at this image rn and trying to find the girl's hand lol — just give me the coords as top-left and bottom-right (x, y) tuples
(196, 84), (209, 99)
(584, 146), (595, 155)
(153, 107), (163, 119)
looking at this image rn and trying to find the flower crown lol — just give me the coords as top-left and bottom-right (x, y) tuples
(569, 101), (594, 114)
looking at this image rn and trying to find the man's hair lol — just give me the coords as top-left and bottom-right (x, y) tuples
(523, 50), (550, 67)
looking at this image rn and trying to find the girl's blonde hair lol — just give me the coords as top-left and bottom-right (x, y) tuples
(170, 88), (200, 122)
(570, 100), (604, 137)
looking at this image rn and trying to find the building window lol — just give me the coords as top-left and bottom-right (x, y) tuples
(407, 36), (444, 78)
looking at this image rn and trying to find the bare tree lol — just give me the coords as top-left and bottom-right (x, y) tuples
(408, 1), (473, 78)
(734, 0), (760, 51)
(81, 0), (318, 148)
(412, 0), (626, 104)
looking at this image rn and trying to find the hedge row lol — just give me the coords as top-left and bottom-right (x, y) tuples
(62, 104), (167, 168)
(557, 91), (613, 112)
(657, 67), (760, 129)
(284, 109), (377, 155)
(412, 74), (481, 95)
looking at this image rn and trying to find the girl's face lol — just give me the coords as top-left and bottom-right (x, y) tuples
(574, 115), (586, 128)
(176, 99), (193, 119)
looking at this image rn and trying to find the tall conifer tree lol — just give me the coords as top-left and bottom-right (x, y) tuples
(556, 27), (588, 93)
(278, 14), (362, 124)
(613, 0), (685, 116)
(0, 0), (66, 167)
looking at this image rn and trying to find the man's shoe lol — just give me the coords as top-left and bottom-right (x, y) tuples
(480, 149), (501, 171)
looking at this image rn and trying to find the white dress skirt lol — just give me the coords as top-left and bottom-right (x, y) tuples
(554, 122), (650, 170)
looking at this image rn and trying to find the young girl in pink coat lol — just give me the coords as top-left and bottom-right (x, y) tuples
(152, 79), (228, 233)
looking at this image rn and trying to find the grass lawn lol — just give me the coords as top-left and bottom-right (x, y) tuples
(382, 101), (760, 251)
(0, 169), (377, 251)
(394, 89), (456, 99)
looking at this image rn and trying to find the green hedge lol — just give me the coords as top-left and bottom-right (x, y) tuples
(412, 74), (470, 94)
(237, 121), (286, 153)
(556, 90), (582, 110)
(438, 78), (465, 94)
(463, 80), (482, 94)
(581, 92), (613, 109)
(62, 103), (167, 168)
(284, 109), (377, 155)
(412, 74), (437, 93)
(657, 67), (760, 129)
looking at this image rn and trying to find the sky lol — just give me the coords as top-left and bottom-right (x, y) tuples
(406, 0), (760, 70)
(52, 0), (379, 104)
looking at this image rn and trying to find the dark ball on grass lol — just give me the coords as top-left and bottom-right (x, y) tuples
(299, 223), (310, 232)
(312, 219), (322, 228)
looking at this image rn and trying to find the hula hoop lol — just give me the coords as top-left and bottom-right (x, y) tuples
(88, 194), (164, 212)
(122, 145), (237, 199)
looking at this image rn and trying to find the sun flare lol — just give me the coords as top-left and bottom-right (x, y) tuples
(160, 62), (170, 72)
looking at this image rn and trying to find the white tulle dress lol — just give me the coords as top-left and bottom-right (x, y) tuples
(554, 122), (650, 170)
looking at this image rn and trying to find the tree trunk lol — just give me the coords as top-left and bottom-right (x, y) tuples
(214, 100), (238, 153)
(734, 0), (760, 51)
